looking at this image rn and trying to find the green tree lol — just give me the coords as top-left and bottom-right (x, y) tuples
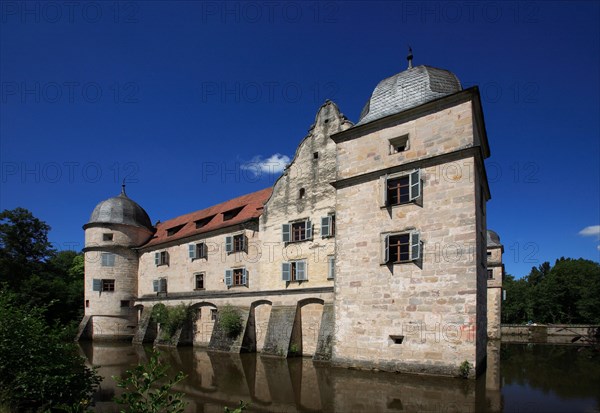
(0, 207), (54, 289)
(0, 289), (100, 411)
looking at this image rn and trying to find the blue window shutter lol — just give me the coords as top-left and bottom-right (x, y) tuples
(189, 244), (196, 259)
(321, 216), (330, 237)
(297, 260), (307, 280)
(380, 175), (388, 207)
(153, 280), (159, 292)
(282, 262), (290, 281)
(411, 232), (420, 260)
(199, 243), (207, 259)
(92, 279), (102, 291)
(109, 254), (115, 266)
(410, 169), (421, 201)
(328, 256), (335, 279)
(154, 252), (159, 266)
(383, 235), (390, 264)
(225, 269), (233, 287)
(282, 224), (290, 243)
(225, 236), (233, 253)
(242, 268), (247, 286)
(306, 220), (312, 240)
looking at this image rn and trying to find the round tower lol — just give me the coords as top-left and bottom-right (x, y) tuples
(82, 185), (154, 341)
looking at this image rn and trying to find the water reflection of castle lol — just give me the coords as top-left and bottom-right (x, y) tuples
(81, 341), (504, 412)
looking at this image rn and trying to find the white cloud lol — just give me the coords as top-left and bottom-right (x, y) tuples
(241, 153), (290, 175)
(579, 225), (600, 237)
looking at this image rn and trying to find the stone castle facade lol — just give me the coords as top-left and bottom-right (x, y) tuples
(78, 61), (503, 378)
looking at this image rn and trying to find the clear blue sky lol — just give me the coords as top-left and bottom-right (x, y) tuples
(1, 1), (599, 278)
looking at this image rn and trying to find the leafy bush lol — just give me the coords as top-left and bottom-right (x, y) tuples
(151, 304), (193, 340)
(0, 289), (100, 411)
(459, 360), (472, 379)
(224, 401), (249, 412)
(218, 305), (243, 338)
(113, 350), (187, 413)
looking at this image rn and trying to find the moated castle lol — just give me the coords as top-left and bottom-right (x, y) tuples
(77, 59), (504, 378)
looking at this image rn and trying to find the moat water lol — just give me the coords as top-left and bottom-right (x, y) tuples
(78, 342), (600, 412)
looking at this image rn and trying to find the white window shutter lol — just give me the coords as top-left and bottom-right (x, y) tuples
(242, 268), (247, 285)
(411, 231), (420, 261)
(152, 279), (159, 292)
(297, 260), (307, 280)
(382, 234), (390, 264)
(225, 236), (233, 253)
(189, 244), (196, 259)
(225, 269), (233, 287)
(282, 224), (290, 242)
(306, 220), (312, 240)
(380, 175), (388, 207)
(154, 252), (159, 266)
(410, 169), (421, 201)
(321, 216), (330, 237)
(282, 262), (291, 281)
(328, 256), (335, 279)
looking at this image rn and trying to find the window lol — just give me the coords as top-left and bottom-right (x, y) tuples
(103, 233), (113, 241)
(223, 206), (244, 221)
(85, 300), (89, 308)
(281, 260), (307, 282)
(225, 234), (247, 254)
(328, 256), (335, 280)
(487, 251), (492, 257)
(380, 170), (421, 207)
(102, 279), (115, 292)
(299, 188), (305, 199)
(225, 268), (247, 287)
(382, 231), (420, 264)
(282, 220), (312, 243)
(389, 134), (409, 154)
(313, 152), (319, 159)
(195, 273), (205, 290)
(101, 253), (115, 267)
(153, 278), (167, 293)
(154, 251), (169, 266)
(487, 269), (494, 279)
(321, 214), (335, 237)
(211, 309), (217, 321)
(120, 300), (131, 308)
(189, 242), (207, 260)
(195, 215), (215, 229)
(166, 224), (184, 237)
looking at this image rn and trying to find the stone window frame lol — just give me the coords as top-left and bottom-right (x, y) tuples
(282, 218), (312, 243)
(189, 241), (208, 261)
(225, 267), (247, 288)
(380, 229), (421, 265)
(225, 232), (248, 254)
(154, 250), (169, 266)
(379, 169), (421, 208)
(389, 134), (409, 155)
(101, 252), (115, 267)
(194, 272), (205, 290)
(281, 259), (307, 282)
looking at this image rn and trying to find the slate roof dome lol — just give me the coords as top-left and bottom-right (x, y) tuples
(487, 230), (502, 247)
(87, 187), (153, 230)
(357, 65), (462, 125)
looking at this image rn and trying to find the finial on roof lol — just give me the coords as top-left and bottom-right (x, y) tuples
(121, 179), (127, 196)
(407, 46), (413, 69)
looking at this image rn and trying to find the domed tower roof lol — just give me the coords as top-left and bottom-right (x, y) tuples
(357, 64), (462, 126)
(86, 186), (153, 230)
(487, 230), (502, 247)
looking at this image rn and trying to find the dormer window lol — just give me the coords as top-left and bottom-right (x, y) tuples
(195, 215), (216, 229)
(166, 225), (184, 237)
(223, 206), (244, 221)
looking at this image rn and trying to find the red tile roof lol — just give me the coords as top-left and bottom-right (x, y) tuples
(141, 187), (272, 248)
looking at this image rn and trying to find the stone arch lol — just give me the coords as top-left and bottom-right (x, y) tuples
(191, 301), (218, 346)
(244, 300), (273, 353)
(294, 298), (325, 356)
